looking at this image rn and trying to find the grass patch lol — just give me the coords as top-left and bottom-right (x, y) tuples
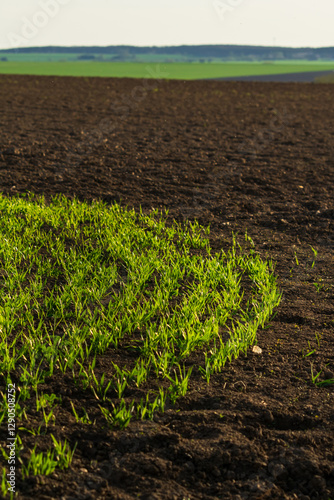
(0, 192), (281, 489)
(0, 61), (334, 79)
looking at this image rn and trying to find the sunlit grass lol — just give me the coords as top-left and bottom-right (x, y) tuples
(0, 192), (281, 492)
(0, 61), (333, 79)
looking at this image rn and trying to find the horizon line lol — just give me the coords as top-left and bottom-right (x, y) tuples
(1, 43), (334, 51)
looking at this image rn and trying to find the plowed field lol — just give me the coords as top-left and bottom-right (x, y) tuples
(0, 74), (334, 500)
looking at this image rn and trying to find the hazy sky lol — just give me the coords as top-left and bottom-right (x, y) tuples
(1, 0), (333, 50)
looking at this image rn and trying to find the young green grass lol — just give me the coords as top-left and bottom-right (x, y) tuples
(0, 61), (333, 79)
(0, 192), (281, 491)
(20, 436), (76, 479)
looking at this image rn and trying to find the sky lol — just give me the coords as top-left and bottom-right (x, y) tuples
(1, 0), (333, 50)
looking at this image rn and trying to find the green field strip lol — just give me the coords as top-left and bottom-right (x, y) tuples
(0, 61), (333, 79)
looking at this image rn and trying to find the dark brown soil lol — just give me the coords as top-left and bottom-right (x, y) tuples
(0, 74), (334, 500)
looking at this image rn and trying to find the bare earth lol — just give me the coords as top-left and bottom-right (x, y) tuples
(0, 74), (334, 500)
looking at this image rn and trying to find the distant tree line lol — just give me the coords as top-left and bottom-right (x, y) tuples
(1, 45), (333, 61)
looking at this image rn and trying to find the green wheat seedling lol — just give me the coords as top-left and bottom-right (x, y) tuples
(99, 400), (135, 430)
(0, 391), (27, 426)
(50, 435), (77, 469)
(136, 389), (167, 420)
(166, 365), (193, 404)
(294, 251), (299, 266)
(0, 192), (281, 443)
(310, 246), (318, 268)
(18, 392), (59, 436)
(1, 435), (23, 496)
(1, 467), (15, 500)
(35, 392), (60, 412)
(301, 331), (325, 359)
(310, 363), (334, 387)
(70, 402), (93, 424)
(21, 437), (76, 478)
(313, 279), (324, 293)
(314, 332), (322, 348)
(301, 347), (316, 359)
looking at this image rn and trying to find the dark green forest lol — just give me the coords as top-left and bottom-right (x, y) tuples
(1, 44), (333, 62)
